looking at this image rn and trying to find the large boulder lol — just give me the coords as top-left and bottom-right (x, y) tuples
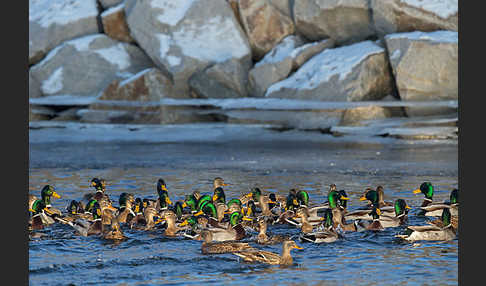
(188, 59), (251, 98)
(384, 30), (458, 116)
(265, 40), (394, 101)
(124, 0), (252, 97)
(294, 0), (375, 44)
(372, 0), (458, 37)
(238, 0), (295, 60)
(101, 3), (135, 43)
(249, 36), (335, 97)
(29, 0), (99, 65)
(29, 34), (154, 99)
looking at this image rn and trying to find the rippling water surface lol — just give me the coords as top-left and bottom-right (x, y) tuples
(29, 138), (458, 286)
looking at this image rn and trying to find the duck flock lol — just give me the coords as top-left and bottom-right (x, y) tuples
(28, 178), (458, 265)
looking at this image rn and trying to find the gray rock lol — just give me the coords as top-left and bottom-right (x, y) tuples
(29, 71), (42, 98)
(266, 40), (393, 101)
(294, 0), (375, 44)
(189, 59), (250, 98)
(98, 68), (180, 101)
(238, 0), (295, 60)
(124, 0), (251, 97)
(99, 0), (124, 9)
(29, 0), (99, 65)
(249, 36), (335, 97)
(371, 0), (458, 38)
(29, 34), (154, 99)
(339, 106), (394, 126)
(384, 31), (458, 116)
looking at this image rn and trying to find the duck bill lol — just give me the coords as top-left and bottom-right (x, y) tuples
(154, 218), (166, 224)
(340, 196), (349, 201)
(293, 199), (298, 205)
(413, 189), (422, 194)
(359, 196), (367, 201)
(376, 208), (382, 215)
(165, 197), (172, 205)
(107, 205), (117, 212)
(52, 192), (61, 199)
(222, 183), (229, 186)
(161, 185), (168, 192)
(29, 208), (36, 213)
(43, 208), (54, 215)
(212, 194), (218, 202)
(182, 202), (187, 208)
(405, 205), (412, 209)
(179, 220), (189, 227)
(242, 216), (253, 221)
(194, 210), (204, 216)
(293, 245), (304, 250)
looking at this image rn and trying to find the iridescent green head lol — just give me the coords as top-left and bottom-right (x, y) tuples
(213, 187), (226, 204)
(201, 202), (217, 218)
(286, 192), (299, 211)
(227, 199), (242, 209)
(251, 188), (262, 201)
(197, 195), (212, 211)
(156, 178), (168, 198)
(296, 190), (309, 206)
(90, 178), (103, 192)
(441, 208), (451, 226)
(229, 211), (242, 227)
(41, 185), (61, 205)
(183, 195), (198, 212)
(360, 189), (379, 206)
(173, 201), (184, 220)
(450, 189), (458, 205)
(394, 199), (411, 217)
(413, 182), (434, 200)
(329, 190), (349, 209)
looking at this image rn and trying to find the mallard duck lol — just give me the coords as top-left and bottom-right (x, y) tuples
(117, 193), (136, 223)
(345, 189), (391, 220)
(159, 210), (186, 237)
(418, 188), (458, 217)
(200, 230), (254, 254)
(355, 206), (384, 231)
(233, 240), (303, 265)
(413, 182), (436, 208)
(129, 198), (147, 228)
(212, 187), (226, 205)
(65, 201), (104, 237)
(378, 199), (411, 228)
(256, 217), (289, 245)
(197, 211), (247, 242)
(155, 179), (173, 211)
(250, 188), (276, 216)
(29, 199), (54, 230)
(300, 209), (340, 243)
(102, 214), (126, 240)
(396, 208), (457, 242)
(83, 178), (110, 202)
(37, 185), (62, 215)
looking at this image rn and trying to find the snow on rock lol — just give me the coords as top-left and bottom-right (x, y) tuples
(124, 0), (251, 97)
(371, 0), (458, 37)
(249, 36), (335, 97)
(265, 40), (394, 102)
(29, 0), (99, 65)
(385, 31), (458, 117)
(101, 3), (135, 43)
(29, 34), (154, 102)
(294, 0), (375, 45)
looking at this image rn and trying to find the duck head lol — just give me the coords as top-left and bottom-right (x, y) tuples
(296, 190), (309, 207)
(213, 177), (228, 189)
(90, 178), (104, 192)
(359, 188), (379, 206)
(40, 185), (61, 206)
(413, 182), (434, 201)
(329, 190), (349, 209)
(394, 199), (411, 217)
(449, 189), (458, 205)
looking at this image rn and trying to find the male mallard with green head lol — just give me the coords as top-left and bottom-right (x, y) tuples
(300, 208), (340, 243)
(396, 208), (457, 242)
(156, 179), (172, 211)
(418, 188), (458, 217)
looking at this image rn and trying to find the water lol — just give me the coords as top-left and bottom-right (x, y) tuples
(29, 133), (458, 286)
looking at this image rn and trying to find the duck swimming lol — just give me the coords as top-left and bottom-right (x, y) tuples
(156, 179), (173, 211)
(233, 240), (303, 265)
(396, 208), (456, 242)
(200, 230), (254, 254)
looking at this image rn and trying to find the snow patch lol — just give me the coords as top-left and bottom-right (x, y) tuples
(100, 3), (125, 18)
(255, 36), (302, 68)
(385, 30), (458, 43)
(172, 16), (249, 62)
(157, 34), (172, 59)
(41, 67), (64, 95)
(390, 49), (401, 60)
(69, 34), (104, 52)
(400, 0), (458, 19)
(29, 0), (98, 28)
(152, 0), (195, 26)
(266, 41), (384, 94)
(167, 56), (181, 67)
(94, 44), (131, 70)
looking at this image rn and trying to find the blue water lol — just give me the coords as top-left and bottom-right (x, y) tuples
(29, 167), (458, 286)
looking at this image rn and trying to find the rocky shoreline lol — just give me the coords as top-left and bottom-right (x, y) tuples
(29, 0), (458, 139)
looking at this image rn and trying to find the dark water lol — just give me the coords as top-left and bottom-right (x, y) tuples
(29, 136), (458, 286)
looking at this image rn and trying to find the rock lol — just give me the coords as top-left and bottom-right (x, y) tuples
(124, 0), (251, 97)
(99, 68), (179, 101)
(294, 0), (375, 44)
(29, 105), (55, 121)
(249, 36), (335, 97)
(29, 34), (154, 99)
(101, 3), (135, 43)
(339, 106), (394, 126)
(238, 0), (295, 60)
(189, 59), (250, 98)
(29, 71), (42, 98)
(29, 0), (99, 65)
(384, 30), (458, 116)
(99, 0), (124, 9)
(227, 0), (244, 29)
(266, 40), (394, 101)
(371, 0), (458, 38)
